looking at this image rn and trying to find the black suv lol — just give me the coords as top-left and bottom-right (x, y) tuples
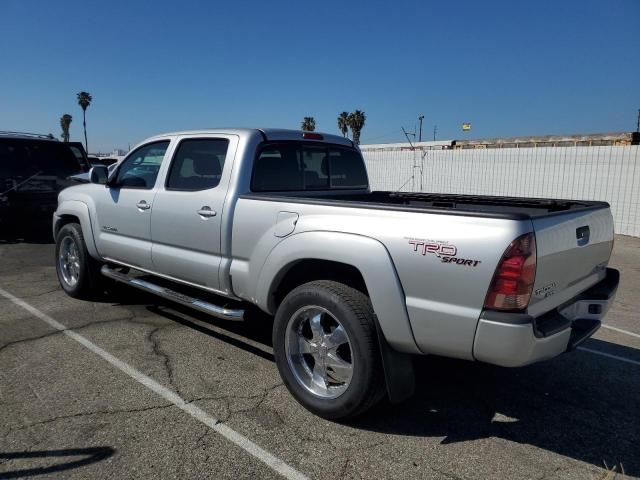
(1, 132), (89, 232)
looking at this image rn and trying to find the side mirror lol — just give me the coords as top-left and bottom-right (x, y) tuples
(89, 165), (109, 185)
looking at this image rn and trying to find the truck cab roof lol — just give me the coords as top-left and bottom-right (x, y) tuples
(145, 128), (354, 148)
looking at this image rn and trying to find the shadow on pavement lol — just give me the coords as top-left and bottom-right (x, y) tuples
(0, 447), (115, 479)
(98, 283), (639, 475)
(354, 344), (638, 476)
(148, 305), (275, 362)
(103, 280), (275, 350)
(0, 219), (54, 245)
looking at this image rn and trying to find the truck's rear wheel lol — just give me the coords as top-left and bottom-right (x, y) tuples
(55, 223), (102, 299)
(273, 280), (385, 419)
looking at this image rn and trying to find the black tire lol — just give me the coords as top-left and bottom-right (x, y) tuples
(55, 223), (103, 299)
(273, 280), (385, 420)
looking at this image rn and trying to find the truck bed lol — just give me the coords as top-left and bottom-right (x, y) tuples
(242, 191), (610, 220)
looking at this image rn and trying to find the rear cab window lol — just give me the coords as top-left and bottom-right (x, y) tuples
(251, 143), (368, 192)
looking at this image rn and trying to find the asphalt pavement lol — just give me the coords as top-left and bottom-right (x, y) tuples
(1, 232), (638, 480)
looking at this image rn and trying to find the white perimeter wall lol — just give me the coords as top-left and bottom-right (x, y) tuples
(361, 145), (640, 237)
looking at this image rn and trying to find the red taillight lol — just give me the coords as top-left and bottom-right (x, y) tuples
(302, 132), (323, 140)
(484, 233), (537, 311)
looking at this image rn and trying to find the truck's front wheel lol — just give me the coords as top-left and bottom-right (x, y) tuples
(273, 280), (385, 420)
(55, 223), (102, 299)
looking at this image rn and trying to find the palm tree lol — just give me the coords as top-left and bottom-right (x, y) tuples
(77, 91), (92, 153)
(348, 110), (366, 145)
(59, 114), (72, 143)
(301, 117), (316, 132)
(337, 112), (350, 137)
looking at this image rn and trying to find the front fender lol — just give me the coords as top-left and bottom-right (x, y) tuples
(53, 200), (100, 259)
(256, 231), (421, 354)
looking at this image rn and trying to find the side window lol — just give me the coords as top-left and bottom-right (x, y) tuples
(166, 139), (229, 191)
(251, 145), (303, 191)
(114, 141), (170, 189)
(0, 141), (31, 177)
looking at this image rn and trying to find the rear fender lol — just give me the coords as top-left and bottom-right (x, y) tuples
(256, 231), (421, 354)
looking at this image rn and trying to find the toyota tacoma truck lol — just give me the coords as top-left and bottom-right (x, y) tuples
(53, 129), (619, 419)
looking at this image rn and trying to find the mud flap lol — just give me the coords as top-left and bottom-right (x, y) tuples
(375, 316), (416, 404)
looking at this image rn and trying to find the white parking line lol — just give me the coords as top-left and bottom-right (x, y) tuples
(601, 324), (640, 339)
(577, 347), (640, 366)
(0, 287), (308, 480)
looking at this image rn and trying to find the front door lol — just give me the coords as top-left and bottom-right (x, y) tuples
(150, 135), (237, 291)
(92, 140), (171, 270)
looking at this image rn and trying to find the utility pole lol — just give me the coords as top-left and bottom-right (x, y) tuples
(418, 115), (424, 142)
(433, 125), (437, 141)
(637, 109), (640, 132)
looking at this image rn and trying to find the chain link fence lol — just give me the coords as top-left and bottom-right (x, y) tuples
(361, 145), (640, 237)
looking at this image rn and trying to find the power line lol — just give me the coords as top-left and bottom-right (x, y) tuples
(401, 127), (415, 149)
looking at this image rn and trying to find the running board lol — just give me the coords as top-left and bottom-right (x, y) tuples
(101, 265), (244, 321)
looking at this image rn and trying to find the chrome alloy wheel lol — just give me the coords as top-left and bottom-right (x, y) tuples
(58, 235), (81, 287)
(284, 306), (354, 399)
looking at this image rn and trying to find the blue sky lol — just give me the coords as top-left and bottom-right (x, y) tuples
(1, 0), (638, 152)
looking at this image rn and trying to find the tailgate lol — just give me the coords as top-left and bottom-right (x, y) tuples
(528, 206), (614, 316)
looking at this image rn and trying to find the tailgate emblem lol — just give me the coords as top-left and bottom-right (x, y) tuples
(535, 282), (557, 298)
(576, 226), (590, 246)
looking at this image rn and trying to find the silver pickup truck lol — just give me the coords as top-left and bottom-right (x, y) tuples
(53, 129), (619, 419)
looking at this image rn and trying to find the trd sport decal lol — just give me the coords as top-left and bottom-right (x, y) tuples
(407, 238), (482, 267)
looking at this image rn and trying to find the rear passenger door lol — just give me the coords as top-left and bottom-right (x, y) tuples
(150, 135), (238, 291)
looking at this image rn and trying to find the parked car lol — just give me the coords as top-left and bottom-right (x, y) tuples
(1, 132), (88, 231)
(67, 142), (92, 171)
(53, 129), (619, 419)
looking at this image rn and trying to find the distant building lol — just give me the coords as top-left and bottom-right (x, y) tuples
(94, 148), (128, 163)
(361, 140), (453, 152)
(361, 132), (638, 151)
(451, 132), (635, 149)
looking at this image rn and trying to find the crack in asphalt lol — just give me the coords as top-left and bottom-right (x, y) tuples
(3, 393), (240, 439)
(0, 284), (56, 301)
(9, 287), (61, 300)
(532, 463), (596, 480)
(181, 384), (287, 428)
(147, 325), (184, 398)
(220, 382), (284, 423)
(426, 466), (466, 480)
(0, 315), (142, 354)
(5, 402), (177, 434)
(338, 457), (352, 480)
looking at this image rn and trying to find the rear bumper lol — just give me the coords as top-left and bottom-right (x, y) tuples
(473, 268), (619, 367)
